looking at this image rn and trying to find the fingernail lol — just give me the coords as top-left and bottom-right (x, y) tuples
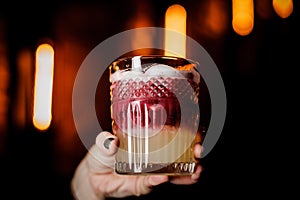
(104, 138), (115, 149)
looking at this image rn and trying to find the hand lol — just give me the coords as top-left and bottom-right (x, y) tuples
(71, 131), (203, 200)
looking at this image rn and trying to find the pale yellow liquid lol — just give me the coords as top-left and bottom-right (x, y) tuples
(114, 125), (199, 175)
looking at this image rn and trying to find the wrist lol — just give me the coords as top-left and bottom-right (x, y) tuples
(71, 158), (105, 200)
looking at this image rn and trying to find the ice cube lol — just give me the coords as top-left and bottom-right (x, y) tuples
(144, 64), (183, 78)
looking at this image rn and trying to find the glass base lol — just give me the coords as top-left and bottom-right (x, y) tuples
(115, 161), (195, 175)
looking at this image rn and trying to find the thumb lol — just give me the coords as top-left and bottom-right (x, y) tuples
(85, 131), (119, 174)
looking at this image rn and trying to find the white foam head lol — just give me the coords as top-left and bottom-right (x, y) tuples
(110, 70), (144, 82)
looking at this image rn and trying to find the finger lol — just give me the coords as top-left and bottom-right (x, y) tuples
(191, 165), (202, 182)
(136, 175), (169, 196)
(91, 174), (168, 198)
(145, 175), (169, 188)
(130, 175), (169, 196)
(194, 143), (203, 159)
(95, 131), (119, 156)
(86, 131), (119, 174)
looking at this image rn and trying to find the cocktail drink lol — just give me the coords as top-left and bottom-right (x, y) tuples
(109, 55), (201, 175)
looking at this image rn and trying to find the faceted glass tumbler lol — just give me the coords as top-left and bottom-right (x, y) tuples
(109, 55), (201, 175)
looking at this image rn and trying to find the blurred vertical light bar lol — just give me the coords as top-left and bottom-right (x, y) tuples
(256, 0), (274, 19)
(33, 43), (54, 131)
(0, 19), (9, 154)
(232, 0), (254, 36)
(203, 0), (229, 38)
(129, 0), (154, 55)
(0, 57), (9, 128)
(273, 0), (293, 19)
(16, 48), (33, 129)
(164, 4), (187, 58)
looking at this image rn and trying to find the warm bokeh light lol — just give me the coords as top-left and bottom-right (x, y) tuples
(33, 43), (54, 131)
(256, 0), (275, 19)
(15, 48), (33, 129)
(273, 0), (293, 19)
(203, 0), (229, 38)
(232, 0), (254, 36)
(0, 20), (9, 154)
(164, 4), (187, 57)
(0, 64), (9, 128)
(126, 0), (154, 55)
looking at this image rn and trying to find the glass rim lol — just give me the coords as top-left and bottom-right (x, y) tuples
(109, 55), (200, 70)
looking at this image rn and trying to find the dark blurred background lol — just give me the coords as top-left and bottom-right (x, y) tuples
(0, 0), (298, 199)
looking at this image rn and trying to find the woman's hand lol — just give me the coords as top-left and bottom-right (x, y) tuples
(71, 131), (203, 200)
